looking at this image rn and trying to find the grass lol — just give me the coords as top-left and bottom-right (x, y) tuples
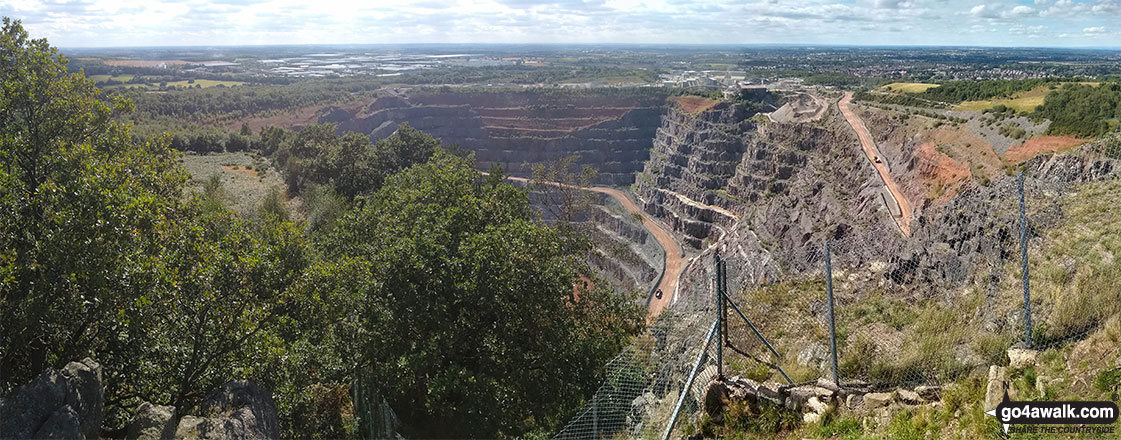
(1026, 178), (1121, 343)
(955, 82), (1090, 113)
(166, 79), (246, 88)
(87, 74), (135, 83)
(180, 152), (296, 217)
(879, 82), (940, 93)
(101, 79), (246, 90)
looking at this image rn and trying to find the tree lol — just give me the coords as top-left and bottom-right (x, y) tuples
(0, 20), (322, 432)
(0, 17), (186, 392)
(530, 154), (599, 225)
(319, 150), (642, 438)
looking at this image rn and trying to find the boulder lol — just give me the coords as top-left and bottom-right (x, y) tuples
(702, 380), (729, 417)
(863, 392), (892, 409)
(128, 402), (177, 440)
(756, 382), (786, 407)
(815, 378), (841, 393)
(174, 415), (243, 440)
(896, 389), (921, 405)
(32, 405), (84, 439)
(62, 358), (104, 439)
(0, 358), (104, 440)
(189, 381), (280, 440)
(984, 366), (1008, 412)
(1007, 348), (1038, 369)
(786, 386), (834, 412)
(845, 394), (864, 409)
(802, 396), (832, 424)
(914, 385), (942, 401)
(727, 378), (758, 403)
(0, 369), (71, 439)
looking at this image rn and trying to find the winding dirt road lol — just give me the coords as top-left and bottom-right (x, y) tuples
(501, 176), (682, 320)
(838, 92), (914, 236)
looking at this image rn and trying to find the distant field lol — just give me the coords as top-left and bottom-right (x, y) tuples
(166, 79), (246, 88)
(102, 79), (245, 90)
(955, 85), (1050, 112)
(880, 82), (940, 93)
(955, 82), (1097, 113)
(88, 74), (135, 83)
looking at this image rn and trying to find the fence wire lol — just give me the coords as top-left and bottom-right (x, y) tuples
(718, 133), (1121, 392)
(556, 134), (1121, 438)
(553, 254), (719, 440)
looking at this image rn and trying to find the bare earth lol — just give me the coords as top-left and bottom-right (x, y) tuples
(1003, 135), (1088, 165)
(839, 92), (914, 236)
(502, 176), (683, 321)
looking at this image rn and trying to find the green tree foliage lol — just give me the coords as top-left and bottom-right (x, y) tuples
(0, 18), (317, 430)
(1034, 83), (1121, 138)
(2, 18), (646, 438)
(0, 17), (186, 390)
(318, 151), (643, 438)
(277, 122), (438, 197)
(916, 79), (1051, 103)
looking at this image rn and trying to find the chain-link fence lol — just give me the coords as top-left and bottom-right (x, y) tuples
(554, 135), (1121, 438)
(553, 249), (721, 440)
(719, 135), (1121, 392)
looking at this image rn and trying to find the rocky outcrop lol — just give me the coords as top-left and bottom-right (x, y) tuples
(173, 381), (280, 440)
(128, 402), (177, 440)
(0, 358), (104, 440)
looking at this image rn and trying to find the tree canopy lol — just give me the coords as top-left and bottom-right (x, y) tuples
(0, 17), (643, 438)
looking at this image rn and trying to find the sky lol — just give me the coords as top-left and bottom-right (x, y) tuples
(3, 0), (1120, 48)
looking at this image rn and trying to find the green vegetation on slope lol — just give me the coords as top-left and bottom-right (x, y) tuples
(0, 18), (642, 439)
(1035, 83), (1121, 138)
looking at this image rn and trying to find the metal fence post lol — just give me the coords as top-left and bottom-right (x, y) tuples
(1018, 172), (1032, 348)
(825, 241), (839, 385)
(716, 256), (724, 380)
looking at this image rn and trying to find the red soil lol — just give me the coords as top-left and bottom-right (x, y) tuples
(915, 141), (971, 203)
(1003, 135), (1088, 165)
(669, 95), (721, 114)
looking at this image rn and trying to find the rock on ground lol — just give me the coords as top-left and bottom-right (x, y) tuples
(1008, 348), (1038, 369)
(985, 365), (1008, 411)
(863, 392), (893, 409)
(0, 358), (104, 440)
(174, 380), (280, 440)
(128, 402), (177, 440)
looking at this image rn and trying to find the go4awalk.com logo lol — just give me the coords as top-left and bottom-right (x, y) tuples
(986, 392), (1119, 435)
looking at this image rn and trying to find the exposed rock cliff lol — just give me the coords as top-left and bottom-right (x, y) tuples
(328, 89), (668, 186)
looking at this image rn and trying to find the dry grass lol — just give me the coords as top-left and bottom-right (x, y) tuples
(181, 152), (298, 217)
(879, 82), (940, 93)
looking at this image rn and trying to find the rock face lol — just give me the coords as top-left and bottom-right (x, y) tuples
(128, 402), (177, 440)
(0, 358), (104, 440)
(334, 89), (669, 186)
(174, 380), (280, 440)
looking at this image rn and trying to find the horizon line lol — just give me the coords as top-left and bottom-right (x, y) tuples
(58, 42), (1121, 51)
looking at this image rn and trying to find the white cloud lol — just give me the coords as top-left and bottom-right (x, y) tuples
(1, 0), (1119, 47)
(1083, 26), (1107, 34)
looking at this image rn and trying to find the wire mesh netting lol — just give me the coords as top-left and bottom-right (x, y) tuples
(553, 252), (721, 440)
(555, 134), (1121, 438)
(720, 133), (1121, 392)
